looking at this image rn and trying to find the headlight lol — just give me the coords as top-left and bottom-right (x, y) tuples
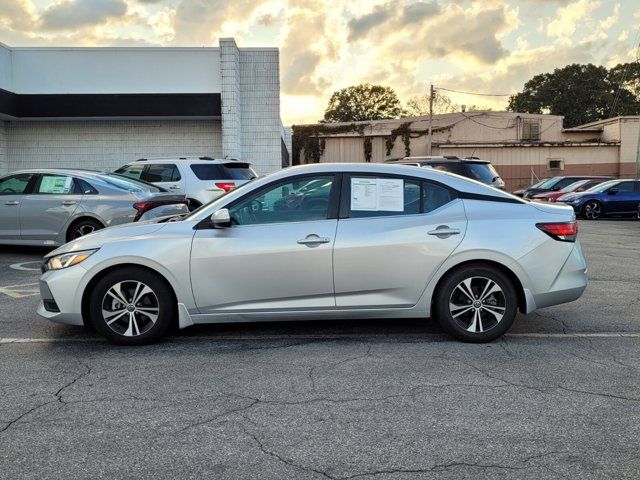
(44, 249), (98, 271)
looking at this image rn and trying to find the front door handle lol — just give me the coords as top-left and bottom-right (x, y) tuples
(4, 201), (19, 206)
(428, 226), (461, 238)
(297, 234), (331, 246)
(62, 200), (77, 206)
(169, 186), (180, 190)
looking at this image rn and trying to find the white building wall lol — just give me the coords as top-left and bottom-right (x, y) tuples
(239, 48), (281, 174)
(9, 47), (221, 94)
(6, 120), (222, 172)
(0, 43), (11, 91)
(0, 121), (7, 175)
(220, 38), (242, 160)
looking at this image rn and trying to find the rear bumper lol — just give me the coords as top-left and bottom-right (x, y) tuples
(530, 242), (588, 311)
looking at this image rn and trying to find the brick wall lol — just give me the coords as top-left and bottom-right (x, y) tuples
(0, 121), (7, 175)
(220, 38), (242, 161)
(6, 120), (222, 172)
(239, 48), (282, 174)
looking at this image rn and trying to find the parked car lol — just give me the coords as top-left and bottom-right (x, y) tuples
(385, 156), (506, 190)
(38, 163), (587, 345)
(530, 178), (609, 202)
(0, 169), (189, 246)
(512, 179), (548, 197)
(521, 175), (612, 199)
(557, 179), (640, 219)
(114, 157), (258, 210)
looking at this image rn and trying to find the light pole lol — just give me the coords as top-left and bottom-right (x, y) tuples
(427, 84), (434, 156)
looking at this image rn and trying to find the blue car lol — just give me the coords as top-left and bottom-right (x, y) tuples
(558, 179), (640, 220)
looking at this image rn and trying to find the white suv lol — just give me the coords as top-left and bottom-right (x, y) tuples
(114, 157), (258, 210)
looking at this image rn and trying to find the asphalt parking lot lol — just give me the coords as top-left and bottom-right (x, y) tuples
(1, 220), (639, 479)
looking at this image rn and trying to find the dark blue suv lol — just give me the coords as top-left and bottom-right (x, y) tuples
(558, 179), (640, 219)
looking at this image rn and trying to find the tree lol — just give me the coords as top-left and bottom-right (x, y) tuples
(322, 83), (404, 122)
(404, 92), (487, 116)
(508, 63), (640, 127)
(608, 62), (640, 100)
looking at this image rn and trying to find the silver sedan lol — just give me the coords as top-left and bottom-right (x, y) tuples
(38, 163), (588, 344)
(0, 169), (189, 247)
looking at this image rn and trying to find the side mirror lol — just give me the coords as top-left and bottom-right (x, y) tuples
(210, 208), (232, 228)
(608, 188), (618, 195)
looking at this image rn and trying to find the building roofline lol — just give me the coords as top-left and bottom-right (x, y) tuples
(571, 116), (640, 129)
(439, 142), (620, 148)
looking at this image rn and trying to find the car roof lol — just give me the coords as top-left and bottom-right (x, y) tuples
(386, 156), (491, 164)
(131, 157), (251, 165)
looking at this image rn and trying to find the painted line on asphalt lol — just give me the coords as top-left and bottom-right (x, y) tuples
(0, 283), (39, 299)
(9, 261), (42, 272)
(2, 332), (640, 344)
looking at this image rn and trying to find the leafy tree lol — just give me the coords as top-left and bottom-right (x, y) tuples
(508, 63), (640, 127)
(404, 92), (487, 116)
(608, 62), (640, 100)
(322, 83), (404, 122)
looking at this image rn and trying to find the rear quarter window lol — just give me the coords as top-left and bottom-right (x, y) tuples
(190, 163), (256, 180)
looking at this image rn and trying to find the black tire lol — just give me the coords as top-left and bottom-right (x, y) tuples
(434, 264), (518, 343)
(581, 200), (602, 220)
(89, 267), (175, 345)
(68, 218), (104, 241)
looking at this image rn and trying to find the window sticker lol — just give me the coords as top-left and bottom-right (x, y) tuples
(40, 176), (73, 194)
(351, 177), (404, 212)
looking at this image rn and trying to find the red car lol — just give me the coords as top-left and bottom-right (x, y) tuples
(531, 178), (609, 202)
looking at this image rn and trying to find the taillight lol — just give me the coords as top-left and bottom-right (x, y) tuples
(133, 200), (188, 221)
(215, 182), (236, 192)
(536, 221), (578, 242)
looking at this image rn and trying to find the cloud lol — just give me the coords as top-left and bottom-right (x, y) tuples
(40, 0), (128, 31)
(546, 0), (603, 43)
(347, 4), (395, 41)
(0, 0), (38, 30)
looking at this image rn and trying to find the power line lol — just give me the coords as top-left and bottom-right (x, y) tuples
(436, 86), (513, 97)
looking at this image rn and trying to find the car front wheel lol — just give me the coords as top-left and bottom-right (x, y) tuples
(89, 267), (175, 345)
(581, 200), (602, 220)
(434, 264), (518, 343)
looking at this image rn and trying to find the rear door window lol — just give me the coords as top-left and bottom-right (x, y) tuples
(347, 176), (422, 218)
(423, 183), (454, 213)
(190, 163), (257, 180)
(35, 174), (77, 194)
(144, 164), (181, 182)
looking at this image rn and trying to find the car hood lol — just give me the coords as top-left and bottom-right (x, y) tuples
(557, 191), (592, 202)
(45, 221), (168, 258)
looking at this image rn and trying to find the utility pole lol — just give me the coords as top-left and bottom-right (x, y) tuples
(636, 117), (640, 179)
(427, 84), (434, 156)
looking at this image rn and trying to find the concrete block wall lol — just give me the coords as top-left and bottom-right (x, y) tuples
(0, 121), (7, 175)
(220, 38), (242, 161)
(6, 120), (222, 172)
(238, 48), (282, 174)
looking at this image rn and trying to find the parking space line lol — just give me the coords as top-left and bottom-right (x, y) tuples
(2, 332), (640, 344)
(0, 283), (39, 299)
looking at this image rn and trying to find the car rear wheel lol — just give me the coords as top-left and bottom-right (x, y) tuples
(581, 200), (602, 220)
(434, 264), (518, 343)
(89, 268), (175, 345)
(68, 218), (104, 241)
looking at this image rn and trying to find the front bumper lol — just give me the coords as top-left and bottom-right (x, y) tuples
(37, 266), (87, 326)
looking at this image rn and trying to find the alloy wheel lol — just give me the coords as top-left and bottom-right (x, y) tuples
(583, 201), (601, 220)
(101, 280), (160, 337)
(448, 276), (506, 333)
(73, 224), (96, 239)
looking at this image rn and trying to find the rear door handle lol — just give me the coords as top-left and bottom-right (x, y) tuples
(428, 226), (461, 238)
(297, 234), (331, 246)
(62, 200), (77, 206)
(169, 186), (180, 190)
(4, 201), (19, 206)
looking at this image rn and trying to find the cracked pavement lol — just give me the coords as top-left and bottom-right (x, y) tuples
(0, 220), (639, 479)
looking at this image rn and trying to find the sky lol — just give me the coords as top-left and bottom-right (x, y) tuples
(0, 0), (639, 125)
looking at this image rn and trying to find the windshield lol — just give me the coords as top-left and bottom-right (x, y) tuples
(466, 163), (500, 183)
(101, 173), (164, 193)
(183, 179), (257, 221)
(559, 180), (588, 193)
(585, 180), (620, 193)
(537, 177), (562, 189)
